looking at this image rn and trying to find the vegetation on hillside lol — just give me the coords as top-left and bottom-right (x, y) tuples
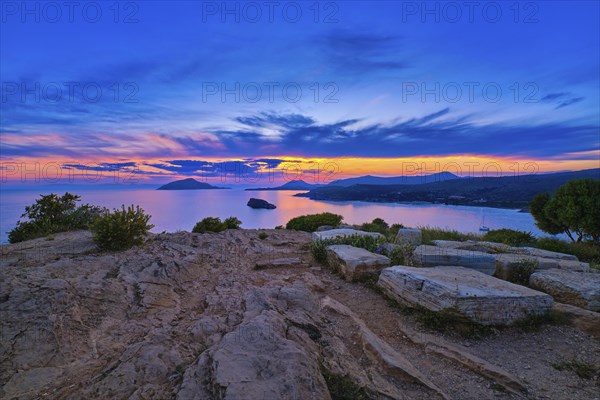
(482, 229), (536, 247)
(91, 205), (154, 251)
(530, 179), (600, 242)
(192, 217), (242, 233)
(298, 169), (600, 209)
(286, 212), (343, 232)
(8, 193), (106, 243)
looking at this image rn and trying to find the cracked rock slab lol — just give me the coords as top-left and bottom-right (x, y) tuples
(530, 269), (600, 312)
(377, 266), (553, 325)
(325, 245), (390, 282)
(413, 245), (497, 275)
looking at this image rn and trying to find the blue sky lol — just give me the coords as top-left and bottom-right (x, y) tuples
(1, 1), (599, 182)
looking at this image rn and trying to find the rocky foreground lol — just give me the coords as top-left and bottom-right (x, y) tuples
(1, 230), (599, 399)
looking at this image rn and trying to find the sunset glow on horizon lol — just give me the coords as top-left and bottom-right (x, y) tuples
(1, 2), (599, 185)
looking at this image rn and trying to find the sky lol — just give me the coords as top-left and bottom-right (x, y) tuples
(1, 0), (599, 186)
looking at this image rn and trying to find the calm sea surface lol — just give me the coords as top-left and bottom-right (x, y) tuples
(0, 187), (554, 243)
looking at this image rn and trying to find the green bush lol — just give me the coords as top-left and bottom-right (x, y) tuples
(483, 229), (535, 247)
(506, 259), (538, 285)
(534, 237), (571, 254)
(389, 223), (405, 239)
(358, 219), (405, 241)
(91, 205), (154, 251)
(534, 237), (600, 266)
(387, 246), (406, 265)
(8, 193), (105, 243)
(192, 216), (242, 233)
(566, 242), (600, 266)
(286, 212), (343, 232)
(223, 217), (242, 229)
(192, 217), (223, 233)
(360, 218), (389, 235)
(419, 226), (480, 245)
(258, 231), (268, 240)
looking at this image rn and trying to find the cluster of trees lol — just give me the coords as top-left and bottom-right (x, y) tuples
(530, 179), (599, 243)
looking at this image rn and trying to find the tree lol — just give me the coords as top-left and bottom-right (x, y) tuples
(530, 179), (600, 242)
(8, 192), (105, 243)
(530, 192), (564, 235)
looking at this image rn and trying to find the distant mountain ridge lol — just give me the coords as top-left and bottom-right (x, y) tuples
(297, 168), (600, 209)
(156, 178), (228, 190)
(245, 179), (322, 191)
(327, 171), (458, 187)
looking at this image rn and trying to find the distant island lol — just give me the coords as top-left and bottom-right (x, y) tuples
(297, 169), (600, 209)
(328, 171), (458, 186)
(157, 178), (229, 190)
(245, 179), (322, 191)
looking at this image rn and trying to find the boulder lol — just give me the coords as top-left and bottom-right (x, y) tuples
(247, 198), (276, 209)
(554, 259), (590, 272)
(515, 247), (578, 261)
(494, 254), (589, 280)
(394, 228), (422, 246)
(433, 241), (579, 262)
(553, 302), (600, 338)
(412, 245), (496, 275)
(432, 240), (499, 254)
(325, 245), (390, 281)
(312, 228), (383, 242)
(377, 266), (553, 326)
(529, 269), (600, 312)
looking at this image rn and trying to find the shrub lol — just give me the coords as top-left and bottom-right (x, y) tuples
(506, 258), (538, 285)
(192, 217), (223, 233)
(419, 226), (480, 244)
(360, 218), (389, 235)
(8, 192), (105, 243)
(566, 242), (600, 266)
(389, 223), (405, 239)
(91, 205), (154, 251)
(258, 231), (268, 240)
(223, 217), (242, 229)
(286, 212), (343, 232)
(358, 219), (405, 241)
(383, 245), (406, 265)
(534, 237), (600, 266)
(535, 237), (571, 254)
(192, 216), (242, 233)
(483, 229), (535, 247)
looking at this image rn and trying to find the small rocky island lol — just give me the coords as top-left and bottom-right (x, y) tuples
(157, 178), (228, 190)
(247, 198), (276, 209)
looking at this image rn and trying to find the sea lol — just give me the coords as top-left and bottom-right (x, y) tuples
(0, 185), (559, 244)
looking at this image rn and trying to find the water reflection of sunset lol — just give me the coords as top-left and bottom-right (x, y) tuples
(0, 187), (551, 243)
